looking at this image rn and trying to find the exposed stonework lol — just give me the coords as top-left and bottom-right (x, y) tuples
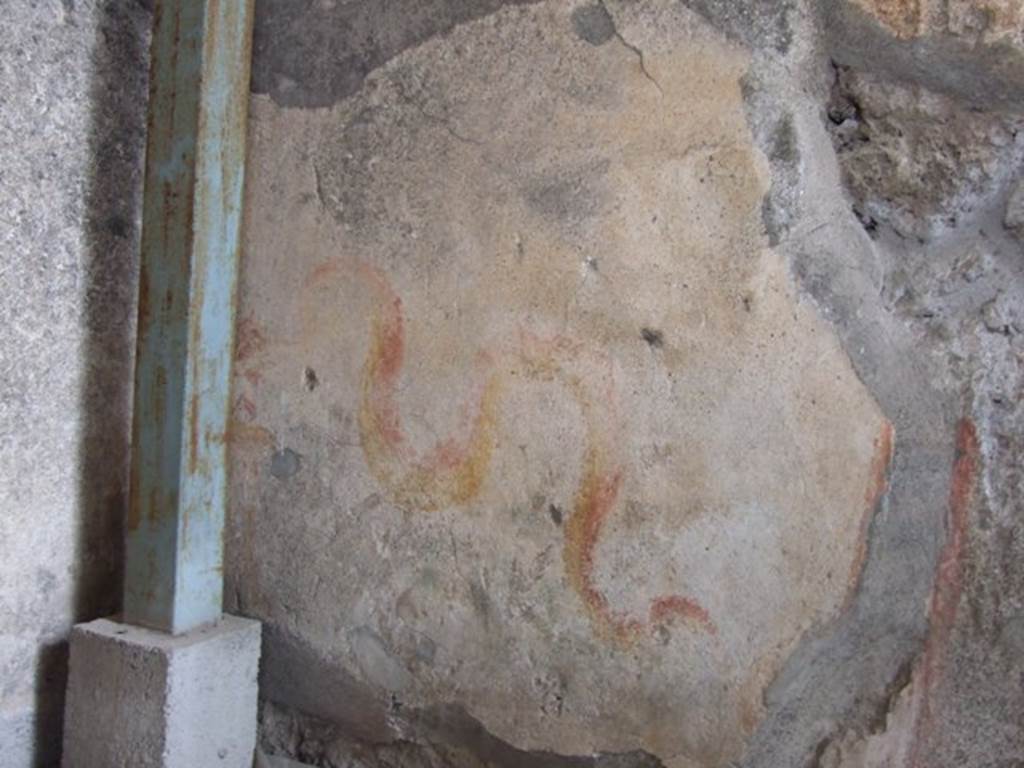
(821, 0), (1024, 110)
(851, 0), (1024, 45)
(826, 65), (1024, 239)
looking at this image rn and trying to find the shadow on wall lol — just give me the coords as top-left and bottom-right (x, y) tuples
(32, 2), (150, 765)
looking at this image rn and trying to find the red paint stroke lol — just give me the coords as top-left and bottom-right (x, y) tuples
(564, 459), (642, 641)
(234, 315), (267, 417)
(307, 259), (344, 285)
(354, 259), (499, 511)
(843, 420), (896, 610)
(909, 418), (979, 768)
(565, 451), (716, 644)
(233, 393), (257, 421)
(363, 291), (407, 451)
(649, 595), (716, 630)
(235, 315), (267, 362)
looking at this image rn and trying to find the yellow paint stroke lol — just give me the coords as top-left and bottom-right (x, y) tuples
(355, 261), (501, 511)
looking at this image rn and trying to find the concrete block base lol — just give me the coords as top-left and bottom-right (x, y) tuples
(61, 615), (261, 768)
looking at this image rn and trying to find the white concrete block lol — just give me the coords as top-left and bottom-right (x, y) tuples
(61, 615), (261, 768)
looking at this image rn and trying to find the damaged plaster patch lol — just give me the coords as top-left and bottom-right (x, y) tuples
(231, 1), (1024, 766)
(234, 2), (890, 765)
(572, 3), (617, 46)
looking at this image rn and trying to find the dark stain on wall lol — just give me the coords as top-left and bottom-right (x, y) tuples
(640, 328), (664, 349)
(571, 3), (616, 47)
(251, 0), (545, 109)
(270, 448), (301, 480)
(260, 624), (392, 744)
(523, 161), (610, 228)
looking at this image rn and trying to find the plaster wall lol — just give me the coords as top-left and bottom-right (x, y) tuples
(0, 2), (147, 764)
(228, 1), (1024, 767)
(233, 6), (887, 765)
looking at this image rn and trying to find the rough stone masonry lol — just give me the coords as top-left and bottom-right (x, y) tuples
(2, 0), (1022, 766)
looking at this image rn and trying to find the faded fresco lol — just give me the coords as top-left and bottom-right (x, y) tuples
(229, 3), (891, 765)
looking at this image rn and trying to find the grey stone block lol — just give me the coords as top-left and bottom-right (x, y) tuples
(1006, 178), (1024, 234)
(255, 750), (317, 768)
(62, 615), (260, 768)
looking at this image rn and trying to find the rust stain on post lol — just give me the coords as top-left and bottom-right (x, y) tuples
(188, 392), (200, 475)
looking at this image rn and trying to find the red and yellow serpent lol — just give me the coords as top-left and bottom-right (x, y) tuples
(304, 257), (716, 645)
